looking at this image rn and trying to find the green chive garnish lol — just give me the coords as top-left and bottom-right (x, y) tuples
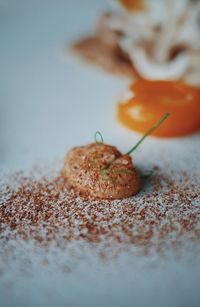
(94, 131), (104, 144)
(126, 112), (170, 155)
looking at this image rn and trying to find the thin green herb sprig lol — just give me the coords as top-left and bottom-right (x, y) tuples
(94, 131), (104, 144)
(95, 113), (169, 183)
(126, 112), (170, 155)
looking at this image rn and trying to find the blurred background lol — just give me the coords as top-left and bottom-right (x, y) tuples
(0, 0), (127, 172)
(0, 0), (200, 173)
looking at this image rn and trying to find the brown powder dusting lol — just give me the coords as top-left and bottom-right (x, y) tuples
(0, 166), (200, 258)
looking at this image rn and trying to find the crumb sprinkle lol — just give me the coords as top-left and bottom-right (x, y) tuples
(0, 166), (200, 260)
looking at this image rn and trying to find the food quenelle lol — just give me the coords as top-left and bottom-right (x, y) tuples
(62, 113), (169, 199)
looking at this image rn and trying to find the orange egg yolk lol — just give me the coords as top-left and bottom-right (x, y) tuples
(117, 80), (200, 137)
(119, 0), (146, 11)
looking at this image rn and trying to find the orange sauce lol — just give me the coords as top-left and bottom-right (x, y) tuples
(118, 0), (146, 11)
(117, 80), (200, 137)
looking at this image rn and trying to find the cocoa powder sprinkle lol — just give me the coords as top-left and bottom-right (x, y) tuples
(0, 166), (200, 258)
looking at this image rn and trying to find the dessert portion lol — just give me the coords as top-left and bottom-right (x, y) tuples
(70, 0), (200, 86)
(63, 143), (140, 200)
(69, 1), (200, 138)
(63, 114), (169, 199)
(117, 80), (200, 137)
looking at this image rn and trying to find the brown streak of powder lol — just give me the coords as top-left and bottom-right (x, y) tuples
(68, 13), (139, 80)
